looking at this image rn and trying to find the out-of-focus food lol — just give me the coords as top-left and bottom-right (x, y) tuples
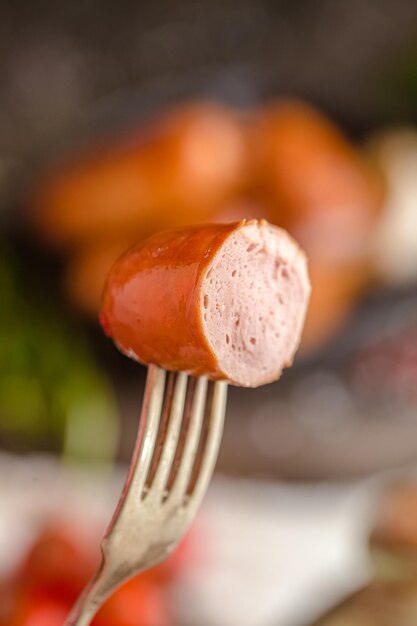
(307, 482), (417, 626)
(0, 520), (192, 625)
(100, 220), (310, 387)
(30, 97), (383, 354)
(309, 582), (417, 626)
(251, 100), (383, 258)
(367, 128), (417, 286)
(213, 198), (269, 224)
(300, 261), (368, 351)
(4, 589), (70, 626)
(65, 239), (133, 316)
(370, 482), (417, 582)
(251, 100), (383, 350)
(94, 578), (172, 626)
(16, 523), (99, 603)
(0, 242), (118, 461)
(33, 101), (248, 246)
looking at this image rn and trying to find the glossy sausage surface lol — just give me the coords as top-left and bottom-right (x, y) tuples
(101, 220), (310, 387)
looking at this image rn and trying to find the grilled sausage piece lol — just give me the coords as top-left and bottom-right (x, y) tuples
(252, 100), (383, 261)
(34, 102), (248, 245)
(100, 220), (310, 387)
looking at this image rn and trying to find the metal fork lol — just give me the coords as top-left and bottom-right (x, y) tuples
(65, 365), (228, 626)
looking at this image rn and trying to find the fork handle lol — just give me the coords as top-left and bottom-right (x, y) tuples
(64, 561), (118, 626)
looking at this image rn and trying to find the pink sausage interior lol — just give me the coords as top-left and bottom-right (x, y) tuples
(201, 221), (310, 387)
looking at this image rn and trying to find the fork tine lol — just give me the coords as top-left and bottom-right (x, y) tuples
(65, 370), (228, 626)
(187, 380), (228, 507)
(168, 376), (208, 501)
(143, 371), (176, 489)
(152, 372), (188, 494)
(122, 365), (166, 499)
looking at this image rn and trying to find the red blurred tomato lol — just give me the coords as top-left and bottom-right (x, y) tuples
(4, 521), (196, 626)
(93, 578), (172, 626)
(2, 580), (172, 626)
(17, 523), (99, 603)
(6, 589), (70, 626)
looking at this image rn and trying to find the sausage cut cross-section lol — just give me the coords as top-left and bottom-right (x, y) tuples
(100, 220), (310, 387)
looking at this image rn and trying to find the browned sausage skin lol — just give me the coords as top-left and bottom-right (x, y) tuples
(100, 220), (310, 387)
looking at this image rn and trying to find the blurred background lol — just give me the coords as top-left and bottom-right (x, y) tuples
(3, 0), (417, 624)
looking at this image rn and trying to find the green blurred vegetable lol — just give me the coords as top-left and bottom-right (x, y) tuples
(0, 242), (118, 464)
